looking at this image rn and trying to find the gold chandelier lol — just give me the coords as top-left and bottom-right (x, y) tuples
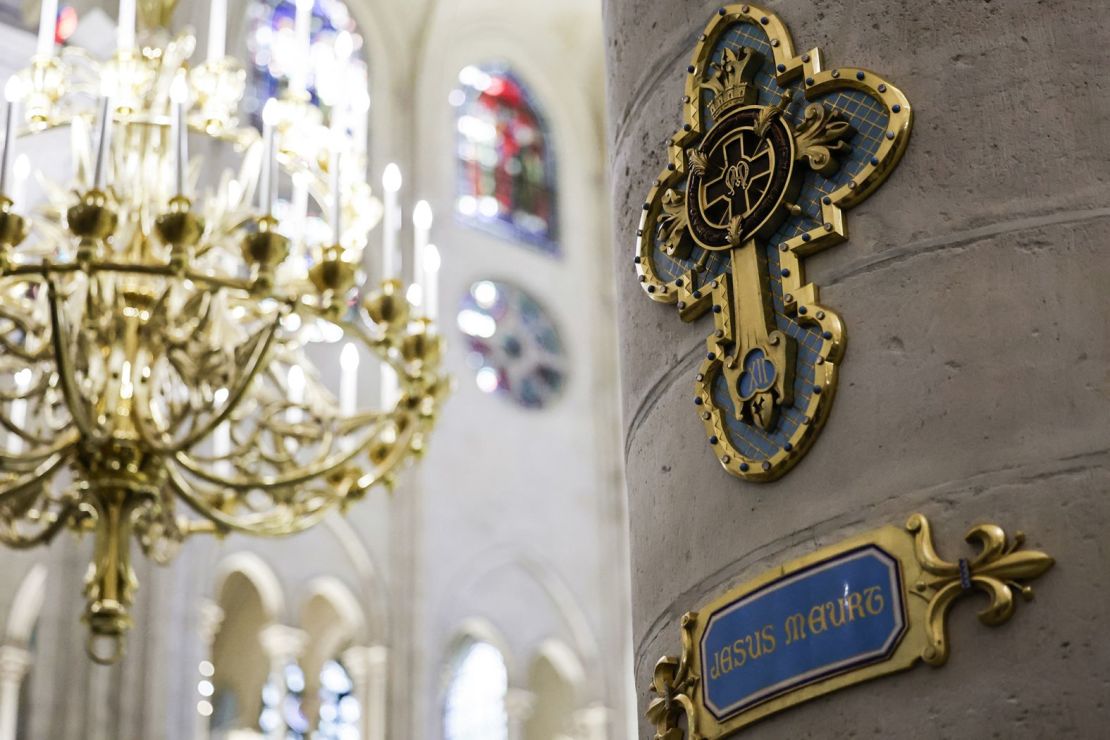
(0, 0), (445, 662)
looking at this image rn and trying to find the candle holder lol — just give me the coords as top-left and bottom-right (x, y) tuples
(24, 56), (64, 128)
(154, 195), (204, 273)
(102, 49), (155, 116)
(189, 58), (246, 135)
(309, 244), (357, 318)
(363, 279), (410, 329)
(0, 196), (27, 273)
(240, 214), (289, 294)
(66, 189), (118, 265)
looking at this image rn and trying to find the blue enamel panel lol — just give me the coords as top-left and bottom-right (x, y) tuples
(700, 546), (906, 720)
(649, 20), (891, 464)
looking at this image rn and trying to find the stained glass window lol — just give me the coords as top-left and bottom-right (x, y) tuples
(259, 660), (360, 739)
(244, 0), (369, 127)
(452, 66), (558, 253)
(444, 641), (508, 740)
(457, 281), (567, 410)
(317, 660), (361, 740)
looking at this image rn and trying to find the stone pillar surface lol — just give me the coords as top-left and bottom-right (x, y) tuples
(602, 0), (1110, 736)
(342, 644), (388, 740)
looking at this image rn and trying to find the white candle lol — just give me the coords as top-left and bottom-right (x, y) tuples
(259, 99), (278, 212)
(93, 95), (113, 190)
(11, 155), (30, 208)
(10, 368), (30, 455)
(379, 364), (397, 409)
(411, 200), (432, 309)
(339, 342), (358, 416)
(289, 0), (313, 96)
(381, 163), (401, 281)
(330, 146), (342, 244)
(350, 62), (370, 154)
(117, 0), (136, 51)
(206, 0), (227, 64)
(170, 73), (189, 196)
(287, 365), (304, 424)
(0, 78), (22, 196)
(291, 171), (309, 248)
(423, 243), (440, 321)
(36, 0), (58, 58)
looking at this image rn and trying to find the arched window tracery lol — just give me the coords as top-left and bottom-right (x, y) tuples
(452, 65), (558, 254)
(443, 640), (509, 740)
(244, 0), (369, 130)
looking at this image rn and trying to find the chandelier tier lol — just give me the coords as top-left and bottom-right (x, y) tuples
(0, 0), (445, 662)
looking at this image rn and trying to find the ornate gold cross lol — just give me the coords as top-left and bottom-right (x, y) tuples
(636, 4), (912, 481)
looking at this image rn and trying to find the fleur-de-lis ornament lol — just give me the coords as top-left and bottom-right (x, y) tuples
(906, 514), (1055, 666)
(635, 4), (913, 480)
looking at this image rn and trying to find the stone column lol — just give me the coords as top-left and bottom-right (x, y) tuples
(0, 645), (30, 740)
(258, 625), (307, 739)
(342, 644), (387, 740)
(603, 0), (1110, 737)
(195, 601), (224, 740)
(504, 688), (535, 740)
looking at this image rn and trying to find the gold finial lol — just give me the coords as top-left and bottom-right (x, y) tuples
(138, 0), (180, 31)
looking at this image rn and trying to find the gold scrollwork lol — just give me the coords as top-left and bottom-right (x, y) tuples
(646, 612), (703, 740)
(906, 513), (1055, 667)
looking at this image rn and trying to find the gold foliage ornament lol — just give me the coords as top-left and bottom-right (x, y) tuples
(634, 4), (913, 481)
(645, 514), (1053, 738)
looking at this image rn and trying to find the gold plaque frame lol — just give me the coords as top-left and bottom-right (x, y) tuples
(646, 515), (1054, 738)
(634, 4), (913, 481)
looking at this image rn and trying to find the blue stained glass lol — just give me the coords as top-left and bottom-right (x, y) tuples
(456, 280), (567, 410)
(453, 65), (559, 255)
(245, 0), (367, 127)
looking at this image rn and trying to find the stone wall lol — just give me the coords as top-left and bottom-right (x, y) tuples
(602, 1), (1110, 736)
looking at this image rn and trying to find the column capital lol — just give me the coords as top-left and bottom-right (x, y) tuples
(341, 644), (387, 680)
(505, 687), (537, 722)
(259, 623), (307, 664)
(574, 703), (611, 739)
(197, 599), (225, 646)
(0, 645), (31, 684)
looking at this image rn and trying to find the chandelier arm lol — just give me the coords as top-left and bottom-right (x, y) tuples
(0, 450), (71, 504)
(0, 502), (78, 549)
(136, 315), (282, 454)
(0, 373), (50, 403)
(150, 289), (210, 353)
(182, 270), (255, 294)
(46, 280), (105, 445)
(0, 334), (51, 364)
(2, 263), (80, 278)
(166, 466), (335, 537)
(172, 415), (392, 491)
(0, 429), (78, 465)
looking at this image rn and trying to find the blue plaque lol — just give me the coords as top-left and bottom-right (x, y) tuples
(647, 515), (1053, 738)
(700, 545), (906, 719)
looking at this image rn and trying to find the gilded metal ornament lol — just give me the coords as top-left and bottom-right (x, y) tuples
(635, 4), (913, 480)
(0, 2), (445, 663)
(646, 514), (1053, 738)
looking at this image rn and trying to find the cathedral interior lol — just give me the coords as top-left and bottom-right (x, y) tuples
(0, 1), (1104, 739)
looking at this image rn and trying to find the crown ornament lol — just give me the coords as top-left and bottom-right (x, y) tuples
(701, 47), (761, 118)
